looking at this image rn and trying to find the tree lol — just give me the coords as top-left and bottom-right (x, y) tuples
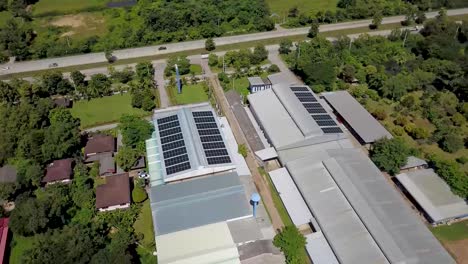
(70, 71), (86, 87)
(208, 53), (218, 67)
(10, 197), (49, 236)
(279, 39), (293, 54)
(135, 62), (154, 82)
(288, 6), (299, 18)
(205, 38), (216, 51)
(370, 138), (410, 175)
(42, 109), (81, 162)
(118, 115), (154, 148)
(308, 21), (319, 38)
(371, 12), (382, 29)
(88, 74), (112, 98)
(340, 65), (356, 83)
(268, 64), (280, 73)
(41, 71), (73, 96)
(273, 225), (307, 264)
(0, 81), (19, 104)
(415, 11), (426, 24)
(439, 133), (464, 153)
(165, 56), (191, 76)
(131, 90), (144, 108)
(115, 146), (139, 172)
(251, 45), (268, 65)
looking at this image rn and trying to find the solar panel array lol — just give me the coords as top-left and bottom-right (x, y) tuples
(157, 115), (191, 175)
(192, 111), (232, 165)
(290, 87), (343, 134)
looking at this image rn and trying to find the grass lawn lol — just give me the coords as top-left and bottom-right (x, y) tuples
(189, 64), (203, 75)
(70, 93), (149, 128)
(232, 77), (250, 97)
(32, 0), (107, 16)
(134, 200), (155, 248)
(136, 246), (157, 264)
(430, 220), (468, 241)
(167, 82), (209, 105)
(267, 0), (337, 15)
(9, 236), (35, 264)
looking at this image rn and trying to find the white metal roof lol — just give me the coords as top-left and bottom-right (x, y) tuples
(305, 232), (339, 264)
(269, 168), (312, 226)
(322, 91), (392, 143)
(156, 222), (240, 264)
(400, 156), (428, 170)
(247, 77), (265, 86)
(396, 169), (468, 223)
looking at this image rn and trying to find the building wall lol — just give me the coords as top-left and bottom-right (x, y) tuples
(250, 84), (272, 93)
(98, 203), (130, 212)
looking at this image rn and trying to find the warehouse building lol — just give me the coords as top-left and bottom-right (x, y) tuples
(248, 84), (454, 264)
(322, 91), (392, 146)
(396, 169), (468, 225)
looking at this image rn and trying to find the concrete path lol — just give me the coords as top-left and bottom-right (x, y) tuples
(154, 62), (170, 108)
(1, 8), (466, 76)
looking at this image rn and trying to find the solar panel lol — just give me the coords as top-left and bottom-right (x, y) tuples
(196, 123), (218, 130)
(157, 115), (178, 125)
(159, 127), (182, 137)
(298, 97), (317, 102)
(207, 156), (231, 165)
(160, 133), (183, 144)
(312, 115), (333, 121)
(192, 111), (214, 117)
(205, 149), (229, 157)
(290, 87), (309, 92)
(303, 103), (322, 108)
(198, 129), (221, 136)
(307, 108), (327, 114)
(316, 120), (337, 127)
(200, 135), (223, 142)
(163, 147), (187, 159)
(322, 127), (343, 134)
(158, 120), (180, 131)
(202, 142), (227, 149)
(162, 140), (185, 151)
(194, 117), (216, 123)
(166, 162), (191, 175)
(294, 92), (314, 97)
(165, 154), (189, 167)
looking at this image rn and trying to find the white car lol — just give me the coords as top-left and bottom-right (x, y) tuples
(1, 66), (10, 71)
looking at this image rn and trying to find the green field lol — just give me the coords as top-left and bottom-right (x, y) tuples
(189, 64), (203, 75)
(9, 236), (35, 264)
(134, 200), (155, 248)
(168, 83), (209, 105)
(267, 0), (337, 15)
(430, 221), (468, 241)
(32, 0), (107, 16)
(70, 93), (149, 128)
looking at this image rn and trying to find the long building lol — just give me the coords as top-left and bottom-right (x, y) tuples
(248, 84), (454, 264)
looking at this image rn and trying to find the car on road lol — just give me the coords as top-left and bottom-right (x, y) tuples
(1, 66), (9, 71)
(158, 46), (167, 51)
(48, 63), (58, 68)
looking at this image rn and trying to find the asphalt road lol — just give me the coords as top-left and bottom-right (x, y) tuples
(1, 8), (466, 76)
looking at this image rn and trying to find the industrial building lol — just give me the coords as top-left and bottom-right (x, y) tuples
(322, 90), (393, 145)
(248, 84), (454, 264)
(396, 169), (468, 225)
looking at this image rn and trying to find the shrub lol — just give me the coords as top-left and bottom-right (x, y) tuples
(392, 126), (405, 136)
(409, 127), (430, 140)
(268, 64), (280, 73)
(372, 108), (387, 120)
(238, 144), (248, 158)
(132, 186), (147, 203)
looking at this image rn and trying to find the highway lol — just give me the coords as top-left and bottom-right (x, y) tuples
(1, 8), (467, 76)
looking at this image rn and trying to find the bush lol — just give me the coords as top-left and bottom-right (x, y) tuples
(372, 108), (387, 120)
(370, 137), (410, 175)
(132, 186), (147, 203)
(208, 54), (218, 67)
(273, 225), (307, 264)
(392, 126), (405, 136)
(238, 144), (248, 158)
(268, 64), (280, 73)
(394, 115), (408, 126)
(439, 133), (464, 153)
(456, 156), (468, 164)
(409, 127), (430, 140)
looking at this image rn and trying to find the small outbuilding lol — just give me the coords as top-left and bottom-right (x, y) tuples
(42, 158), (74, 185)
(396, 169), (468, 225)
(84, 134), (116, 161)
(248, 77), (272, 93)
(96, 173), (130, 212)
(400, 156), (428, 172)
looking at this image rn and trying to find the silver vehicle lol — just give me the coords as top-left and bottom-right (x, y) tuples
(49, 63), (58, 68)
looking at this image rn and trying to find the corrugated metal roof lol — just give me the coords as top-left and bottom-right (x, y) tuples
(305, 232), (339, 264)
(400, 156), (428, 170)
(323, 91), (392, 143)
(247, 77), (265, 86)
(150, 172), (251, 236)
(396, 169), (468, 223)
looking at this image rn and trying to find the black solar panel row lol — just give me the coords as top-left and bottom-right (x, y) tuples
(200, 135), (223, 142)
(205, 149), (229, 157)
(194, 117), (216, 123)
(159, 127), (182, 138)
(196, 123), (218, 130)
(298, 97), (317, 102)
(163, 147), (187, 159)
(290, 86), (309, 92)
(322, 127), (343, 133)
(162, 140), (185, 151)
(316, 120), (337, 127)
(160, 133), (183, 144)
(306, 108), (327, 114)
(303, 103), (322, 108)
(207, 156), (232, 165)
(202, 142), (227, 149)
(294, 93), (315, 97)
(192, 111), (214, 117)
(165, 154), (189, 167)
(158, 120), (180, 131)
(312, 115), (334, 121)
(198, 129), (221, 136)
(166, 162), (191, 175)
(157, 115), (178, 125)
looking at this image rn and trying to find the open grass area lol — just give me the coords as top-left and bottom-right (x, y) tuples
(189, 64), (203, 75)
(134, 200), (155, 248)
(9, 235), (35, 264)
(32, 0), (107, 16)
(267, 0), (337, 15)
(167, 82), (209, 105)
(70, 93), (149, 128)
(430, 220), (468, 241)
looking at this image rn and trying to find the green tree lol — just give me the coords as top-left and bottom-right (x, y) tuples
(279, 39), (293, 54)
(238, 144), (248, 158)
(208, 53), (218, 67)
(41, 71), (73, 96)
(251, 45), (268, 65)
(115, 146), (139, 172)
(371, 12), (382, 29)
(268, 64), (280, 73)
(70, 70), (86, 87)
(135, 62), (154, 82)
(165, 56), (191, 76)
(205, 38), (216, 51)
(308, 21), (319, 38)
(118, 115), (154, 148)
(429, 156), (468, 199)
(88, 74), (112, 98)
(370, 138), (410, 175)
(10, 197), (49, 236)
(273, 225), (307, 264)
(439, 133), (464, 153)
(132, 184), (147, 203)
(0, 81), (19, 104)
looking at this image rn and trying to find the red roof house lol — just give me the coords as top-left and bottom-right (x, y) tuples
(0, 218), (9, 264)
(42, 159), (74, 184)
(96, 173), (130, 212)
(84, 134), (116, 162)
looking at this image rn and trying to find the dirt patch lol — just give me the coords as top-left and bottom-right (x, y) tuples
(61, 31), (75, 37)
(51, 14), (86, 28)
(443, 239), (468, 264)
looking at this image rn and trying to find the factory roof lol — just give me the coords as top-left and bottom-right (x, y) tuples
(322, 91), (392, 144)
(150, 172), (251, 236)
(396, 169), (468, 223)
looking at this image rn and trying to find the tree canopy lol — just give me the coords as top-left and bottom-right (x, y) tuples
(273, 225), (307, 264)
(370, 138), (410, 175)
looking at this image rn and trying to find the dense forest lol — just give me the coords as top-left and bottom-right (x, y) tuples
(282, 12), (468, 198)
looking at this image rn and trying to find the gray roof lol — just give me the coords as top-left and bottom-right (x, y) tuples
(150, 172), (251, 236)
(305, 232), (338, 264)
(396, 169), (468, 223)
(247, 77), (265, 86)
(267, 72), (297, 86)
(0, 165), (17, 183)
(323, 91), (392, 143)
(401, 156), (428, 170)
(285, 148), (454, 264)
